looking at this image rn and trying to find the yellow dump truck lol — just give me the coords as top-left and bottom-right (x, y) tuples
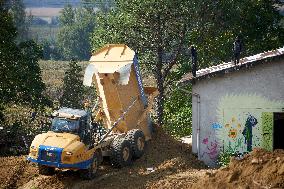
(27, 44), (156, 179)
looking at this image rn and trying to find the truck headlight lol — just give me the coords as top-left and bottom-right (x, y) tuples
(66, 152), (73, 156)
(30, 151), (37, 156)
(30, 146), (37, 150)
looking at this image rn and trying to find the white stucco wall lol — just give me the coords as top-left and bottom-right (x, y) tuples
(192, 59), (284, 167)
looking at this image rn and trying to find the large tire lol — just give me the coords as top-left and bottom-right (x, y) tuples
(125, 129), (145, 159)
(110, 137), (132, 168)
(38, 165), (55, 176)
(79, 157), (99, 180)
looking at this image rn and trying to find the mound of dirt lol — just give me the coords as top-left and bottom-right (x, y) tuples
(192, 148), (284, 189)
(0, 126), (209, 189)
(0, 156), (38, 189)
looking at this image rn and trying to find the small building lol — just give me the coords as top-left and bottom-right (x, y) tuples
(179, 47), (284, 167)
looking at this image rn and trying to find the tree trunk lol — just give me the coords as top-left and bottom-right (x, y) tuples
(155, 44), (164, 125)
(156, 80), (164, 125)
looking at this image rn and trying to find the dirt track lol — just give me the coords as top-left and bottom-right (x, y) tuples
(0, 127), (209, 189)
(1, 127), (283, 189)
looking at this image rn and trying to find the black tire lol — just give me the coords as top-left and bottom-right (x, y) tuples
(79, 157), (99, 180)
(38, 165), (55, 176)
(125, 129), (145, 159)
(110, 137), (132, 168)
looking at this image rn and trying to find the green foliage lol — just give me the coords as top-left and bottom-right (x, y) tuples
(91, 0), (194, 124)
(58, 4), (75, 26)
(17, 40), (47, 106)
(60, 60), (84, 109)
(217, 148), (235, 167)
(163, 86), (192, 138)
(0, 0), (48, 114)
(190, 0), (284, 67)
(0, 104), (52, 155)
(0, 2), (46, 106)
(41, 40), (62, 60)
(8, 0), (31, 42)
(91, 0), (284, 126)
(57, 4), (96, 60)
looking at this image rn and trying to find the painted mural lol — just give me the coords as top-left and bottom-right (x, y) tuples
(261, 112), (273, 151)
(201, 131), (219, 160)
(201, 94), (284, 165)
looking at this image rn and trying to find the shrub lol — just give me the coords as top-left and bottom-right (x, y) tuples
(163, 86), (192, 138)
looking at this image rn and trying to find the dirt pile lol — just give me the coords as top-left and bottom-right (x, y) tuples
(0, 156), (38, 189)
(192, 148), (284, 189)
(0, 126), (209, 189)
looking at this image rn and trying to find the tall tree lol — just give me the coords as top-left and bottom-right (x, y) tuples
(58, 4), (75, 26)
(191, 0), (284, 66)
(0, 0), (46, 106)
(91, 0), (284, 125)
(0, 0), (19, 102)
(8, 0), (31, 42)
(60, 60), (83, 109)
(57, 4), (96, 60)
(92, 0), (193, 124)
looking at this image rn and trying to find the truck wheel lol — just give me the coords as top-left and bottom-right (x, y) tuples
(125, 129), (145, 159)
(110, 137), (132, 168)
(80, 157), (98, 180)
(38, 165), (55, 176)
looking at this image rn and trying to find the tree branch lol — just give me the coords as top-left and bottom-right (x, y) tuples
(162, 24), (187, 80)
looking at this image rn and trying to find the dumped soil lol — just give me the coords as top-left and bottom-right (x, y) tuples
(192, 148), (284, 189)
(1, 128), (284, 189)
(0, 126), (209, 189)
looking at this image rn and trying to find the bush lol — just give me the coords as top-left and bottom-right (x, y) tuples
(217, 149), (235, 167)
(163, 86), (192, 138)
(0, 104), (52, 156)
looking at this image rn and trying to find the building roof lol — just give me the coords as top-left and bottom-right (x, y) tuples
(178, 47), (284, 85)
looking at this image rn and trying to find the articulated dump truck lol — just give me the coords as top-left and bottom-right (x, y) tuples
(27, 44), (157, 179)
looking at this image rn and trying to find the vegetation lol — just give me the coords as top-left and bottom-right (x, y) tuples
(0, 0), (46, 106)
(57, 3), (97, 60)
(0, 0), (49, 154)
(60, 60), (84, 109)
(217, 149), (234, 167)
(163, 86), (192, 138)
(8, 0), (31, 42)
(91, 0), (284, 131)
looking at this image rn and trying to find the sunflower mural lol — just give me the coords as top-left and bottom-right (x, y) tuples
(216, 94), (284, 154)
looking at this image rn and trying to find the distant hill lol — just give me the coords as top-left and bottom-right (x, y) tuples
(23, 0), (81, 8)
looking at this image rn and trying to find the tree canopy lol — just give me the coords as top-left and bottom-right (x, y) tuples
(91, 0), (284, 125)
(57, 4), (96, 60)
(0, 0), (46, 106)
(60, 60), (84, 109)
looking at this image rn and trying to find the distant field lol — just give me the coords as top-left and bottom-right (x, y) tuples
(26, 7), (62, 17)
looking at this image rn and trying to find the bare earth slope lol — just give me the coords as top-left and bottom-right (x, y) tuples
(192, 148), (284, 189)
(0, 127), (208, 189)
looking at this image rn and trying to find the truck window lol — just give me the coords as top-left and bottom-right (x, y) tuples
(51, 118), (79, 133)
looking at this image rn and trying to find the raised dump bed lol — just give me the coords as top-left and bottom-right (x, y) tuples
(28, 44), (156, 180)
(84, 44), (152, 140)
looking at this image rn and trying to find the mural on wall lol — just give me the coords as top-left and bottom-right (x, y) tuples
(211, 94), (284, 156)
(261, 112), (273, 151)
(201, 131), (219, 160)
(242, 115), (258, 152)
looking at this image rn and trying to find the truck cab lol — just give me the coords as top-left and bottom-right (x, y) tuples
(27, 108), (98, 179)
